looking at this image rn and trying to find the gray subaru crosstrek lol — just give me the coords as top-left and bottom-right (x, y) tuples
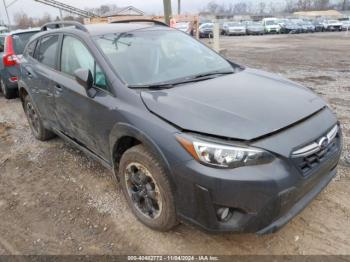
(18, 21), (342, 234)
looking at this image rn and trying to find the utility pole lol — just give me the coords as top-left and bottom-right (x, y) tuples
(59, 8), (63, 20)
(163, 0), (172, 25)
(2, 0), (11, 29)
(178, 0), (181, 15)
(2, 0), (19, 29)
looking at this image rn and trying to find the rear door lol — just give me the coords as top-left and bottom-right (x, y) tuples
(53, 34), (113, 160)
(23, 34), (60, 127)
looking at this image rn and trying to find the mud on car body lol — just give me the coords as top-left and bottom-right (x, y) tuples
(18, 21), (342, 233)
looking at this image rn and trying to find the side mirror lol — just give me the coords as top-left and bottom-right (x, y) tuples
(74, 68), (96, 98)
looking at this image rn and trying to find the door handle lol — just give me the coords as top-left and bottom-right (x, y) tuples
(55, 84), (63, 91)
(54, 84), (63, 96)
(24, 68), (33, 78)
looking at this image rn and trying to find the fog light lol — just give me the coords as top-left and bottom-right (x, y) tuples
(216, 207), (231, 222)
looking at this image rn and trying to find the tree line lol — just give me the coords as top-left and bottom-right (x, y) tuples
(202, 0), (349, 15)
(13, 12), (84, 29)
(11, 0), (350, 29)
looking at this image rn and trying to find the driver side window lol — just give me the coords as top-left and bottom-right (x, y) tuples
(61, 35), (107, 89)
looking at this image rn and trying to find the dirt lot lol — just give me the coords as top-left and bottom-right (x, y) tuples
(0, 32), (349, 255)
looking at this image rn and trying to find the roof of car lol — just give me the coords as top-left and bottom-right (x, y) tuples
(7, 28), (41, 35)
(84, 23), (169, 36)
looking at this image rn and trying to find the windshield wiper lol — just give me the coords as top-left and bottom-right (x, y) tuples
(191, 70), (234, 79)
(129, 83), (175, 90)
(129, 71), (234, 90)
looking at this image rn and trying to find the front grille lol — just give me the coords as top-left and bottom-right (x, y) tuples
(291, 125), (340, 176)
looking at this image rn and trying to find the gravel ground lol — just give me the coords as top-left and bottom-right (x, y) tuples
(0, 32), (349, 255)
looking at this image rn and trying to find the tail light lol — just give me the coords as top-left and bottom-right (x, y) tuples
(3, 35), (18, 67)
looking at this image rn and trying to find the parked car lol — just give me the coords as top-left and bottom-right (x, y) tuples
(313, 20), (325, 32)
(277, 19), (289, 30)
(262, 18), (281, 34)
(280, 21), (299, 34)
(0, 35), (5, 51)
(301, 21), (316, 33)
(322, 20), (343, 31)
(199, 23), (213, 38)
(246, 21), (265, 35)
(19, 21), (342, 234)
(289, 19), (304, 33)
(341, 20), (350, 31)
(0, 28), (40, 99)
(175, 22), (194, 36)
(222, 22), (246, 36)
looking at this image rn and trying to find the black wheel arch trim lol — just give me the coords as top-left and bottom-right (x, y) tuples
(109, 123), (175, 186)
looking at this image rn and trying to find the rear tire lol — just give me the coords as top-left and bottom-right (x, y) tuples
(23, 95), (55, 141)
(0, 79), (17, 99)
(119, 145), (178, 231)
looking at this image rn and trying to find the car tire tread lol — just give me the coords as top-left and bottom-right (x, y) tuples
(119, 145), (178, 231)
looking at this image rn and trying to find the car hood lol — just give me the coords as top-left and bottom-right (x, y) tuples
(141, 68), (326, 140)
(228, 26), (245, 30)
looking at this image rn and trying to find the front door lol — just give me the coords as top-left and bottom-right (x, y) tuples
(53, 35), (114, 160)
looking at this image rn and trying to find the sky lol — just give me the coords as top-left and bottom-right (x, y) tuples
(0, 0), (217, 23)
(0, 0), (280, 24)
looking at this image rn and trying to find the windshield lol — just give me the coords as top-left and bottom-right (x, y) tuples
(12, 31), (38, 54)
(250, 22), (262, 26)
(266, 21), (277, 25)
(95, 29), (234, 86)
(228, 22), (241, 27)
(200, 24), (213, 29)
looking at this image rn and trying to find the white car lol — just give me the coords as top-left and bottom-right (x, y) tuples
(222, 22), (246, 36)
(263, 18), (281, 34)
(176, 22), (194, 35)
(341, 20), (350, 31)
(322, 20), (343, 31)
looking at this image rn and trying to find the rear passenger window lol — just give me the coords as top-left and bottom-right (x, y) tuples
(37, 35), (59, 68)
(25, 40), (37, 57)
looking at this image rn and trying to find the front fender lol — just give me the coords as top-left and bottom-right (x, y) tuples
(109, 122), (173, 183)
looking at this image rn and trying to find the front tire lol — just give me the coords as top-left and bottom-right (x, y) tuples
(119, 145), (178, 231)
(23, 95), (55, 141)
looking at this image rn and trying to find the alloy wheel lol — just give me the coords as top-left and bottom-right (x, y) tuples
(125, 162), (162, 219)
(26, 102), (40, 136)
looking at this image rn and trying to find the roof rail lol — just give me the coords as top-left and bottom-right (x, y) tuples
(41, 21), (88, 32)
(110, 19), (168, 27)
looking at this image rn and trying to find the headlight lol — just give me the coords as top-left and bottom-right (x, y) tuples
(176, 135), (275, 169)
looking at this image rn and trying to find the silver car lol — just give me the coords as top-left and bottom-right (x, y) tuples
(222, 22), (246, 36)
(342, 20), (350, 31)
(246, 22), (265, 35)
